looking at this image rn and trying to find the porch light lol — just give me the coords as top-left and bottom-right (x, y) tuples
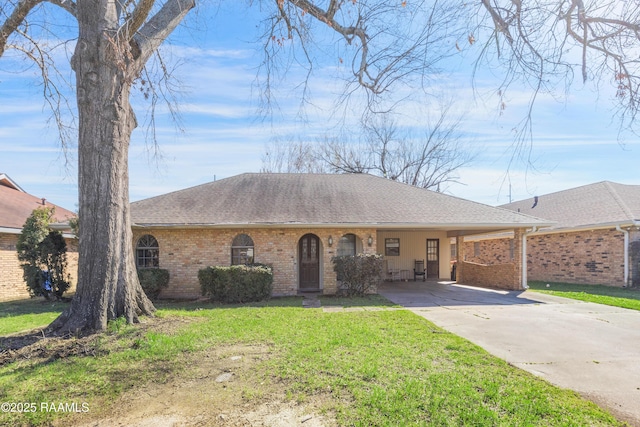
(368, 235), (373, 246)
(328, 236), (333, 247)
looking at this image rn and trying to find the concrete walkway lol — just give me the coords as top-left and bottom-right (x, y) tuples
(379, 281), (640, 426)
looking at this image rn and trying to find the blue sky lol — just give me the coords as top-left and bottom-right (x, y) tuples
(1, 3), (637, 212)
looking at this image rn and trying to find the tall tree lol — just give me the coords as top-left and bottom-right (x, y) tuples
(1, 0), (195, 333)
(262, 107), (472, 191)
(321, 110), (472, 190)
(1, 0), (638, 333)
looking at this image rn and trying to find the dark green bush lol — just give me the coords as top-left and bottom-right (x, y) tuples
(199, 265), (273, 303)
(17, 207), (72, 300)
(137, 268), (170, 299)
(332, 254), (384, 297)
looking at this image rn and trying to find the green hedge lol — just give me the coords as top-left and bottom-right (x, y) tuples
(199, 264), (273, 303)
(137, 268), (170, 300)
(332, 254), (384, 297)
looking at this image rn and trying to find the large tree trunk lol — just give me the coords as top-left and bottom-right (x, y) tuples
(49, 3), (155, 335)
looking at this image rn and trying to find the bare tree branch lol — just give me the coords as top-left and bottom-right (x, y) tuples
(262, 102), (474, 191)
(0, 0), (43, 56)
(123, 0), (155, 40)
(478, 0), (640, 142)
(45, 0), (76, 17)
(132, 0), (195, 71)
(257, 0), (469, 121)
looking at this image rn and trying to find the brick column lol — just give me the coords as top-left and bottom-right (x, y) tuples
(513, 228), (525, 290)
(456, 235), (465, 283)
(630, 230), (640, 287)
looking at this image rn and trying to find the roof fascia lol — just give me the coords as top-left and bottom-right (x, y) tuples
(532, 221), (640, 235)
(0, 173), (25, 192)
(464, 221), (640, 241)
(132, 222), (554, 232)
(0, 227), (22, 235)
(1, 226), (75, 238)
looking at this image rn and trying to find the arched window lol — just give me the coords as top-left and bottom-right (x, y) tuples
(232, 234), (254, 265)
(337, 234), (357, 257)
(136, 235), (159, 268)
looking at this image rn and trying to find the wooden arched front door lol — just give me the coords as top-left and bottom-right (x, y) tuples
(299, 234), (320, 291)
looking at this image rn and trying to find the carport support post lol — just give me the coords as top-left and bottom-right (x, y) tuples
(514, 228), (527, 290)
(455, 235), (465, 283)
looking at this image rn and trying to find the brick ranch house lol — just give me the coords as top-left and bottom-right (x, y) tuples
(130, 173), (551, 298)
(0, 173), (78, 302)
(463, 181), (640, 287)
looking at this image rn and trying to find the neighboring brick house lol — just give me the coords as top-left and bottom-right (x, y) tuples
(0, 173), (78, 302)
(464, 181), (640, 287)
(130, 173), (551, 298)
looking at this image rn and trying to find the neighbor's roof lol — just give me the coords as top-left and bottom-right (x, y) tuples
(131, 173), (551, 233)
(0, 174), (76, 232)
(0, 173), (24, 192)
(501, 181), (640, 231)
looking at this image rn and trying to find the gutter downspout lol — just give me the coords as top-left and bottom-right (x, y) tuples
(616, 225), (629, 287)
(522, 226), (538, 289)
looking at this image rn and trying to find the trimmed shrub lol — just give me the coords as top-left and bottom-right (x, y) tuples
(332, 254), (384, 297)
(137, 268), (170, 300)
(199, 264), (273, 303)
(17, 207), (71, 300)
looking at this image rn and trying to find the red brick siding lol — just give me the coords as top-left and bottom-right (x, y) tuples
(0, 233), (78, 302)
(132, 228), (378, 299)
(630, 230), (640, 287)
(461, 261), (518, 290)
(464, 237), (512, 264)
(0, 234), (24, 301)
(456, 229), (524, 290)
(464, 229), (628, 287)
(527, 230), (625, 286)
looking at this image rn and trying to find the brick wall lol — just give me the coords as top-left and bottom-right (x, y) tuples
(456, 229), (524, 290)
(464, 237), (513, 264)
(132, 227), (378, 299)
(464, 228), (628, 287)
(630, 230), (640, 287)
(0, 234), (24, 301)
(0, 233), (78, 302)
(460, 261), (518, 290)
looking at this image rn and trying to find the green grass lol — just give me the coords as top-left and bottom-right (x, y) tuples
(0, 297), (626, 426)
(0, 299), (69, 335)
(528, 281), (640, 311)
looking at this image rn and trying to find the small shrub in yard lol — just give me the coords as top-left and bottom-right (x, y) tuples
(332, 254), (384, 297)
(199, 265), (273, 303)
(137, 268), (170, 299)
(17, 207), (71, 301)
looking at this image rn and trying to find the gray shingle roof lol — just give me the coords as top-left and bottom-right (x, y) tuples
(131, 173), (550, 231)
(500, 181), (640, 230)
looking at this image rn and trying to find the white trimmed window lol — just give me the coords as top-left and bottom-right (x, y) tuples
(136, 235), (159, 268)
(337, 233), (357, 257)
(232, 234), (254, 265)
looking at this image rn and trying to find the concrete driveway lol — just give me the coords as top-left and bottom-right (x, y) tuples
(378, 281), (640, 426)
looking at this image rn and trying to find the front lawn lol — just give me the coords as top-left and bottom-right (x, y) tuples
(528, 281), (640, 311)
(0, 297), (625, 426)
(0, 299), (69, 336)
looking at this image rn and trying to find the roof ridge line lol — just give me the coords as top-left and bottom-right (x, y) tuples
(604, 181), (635, 222)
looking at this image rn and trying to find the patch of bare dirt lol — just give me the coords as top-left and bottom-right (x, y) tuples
(2, 318), (336, 426)
(68, 344), (335, 427)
